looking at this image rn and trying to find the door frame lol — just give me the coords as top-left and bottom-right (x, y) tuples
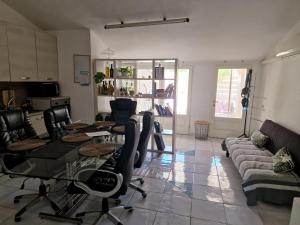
(175, 64), (193, 135)
(209, 63), (252, 138)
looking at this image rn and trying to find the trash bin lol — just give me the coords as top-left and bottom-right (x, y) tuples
(195, 120), (209, 140)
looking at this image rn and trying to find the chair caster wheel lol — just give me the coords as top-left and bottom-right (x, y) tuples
(15, 217), (21, 222)
(128, 208), (134, 213)
(226, 151), (229, 157)
(76, 212), (85, 217)
(14, 199), (20, 204)
(142, 193), (147, 198)
(124, 206), (133, 213)
(139, 179), (144, 185)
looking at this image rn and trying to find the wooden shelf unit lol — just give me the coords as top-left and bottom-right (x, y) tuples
(94, 58), (177, 154)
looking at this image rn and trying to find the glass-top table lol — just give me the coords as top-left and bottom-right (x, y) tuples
(2, 137), (118, 182)
(1, 126), (123, 224)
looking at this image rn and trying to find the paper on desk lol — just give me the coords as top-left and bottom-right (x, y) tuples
(85, 131), (111, 137)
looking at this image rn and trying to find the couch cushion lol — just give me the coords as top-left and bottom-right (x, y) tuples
(251, 130), (269, 148)
(260, 120), (300, 176)
(273, 147), (295, 173)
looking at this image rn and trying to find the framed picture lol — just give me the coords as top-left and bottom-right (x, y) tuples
(73, 55), (91, 85)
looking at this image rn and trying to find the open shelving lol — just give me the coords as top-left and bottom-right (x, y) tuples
(94, 58), (177, 154)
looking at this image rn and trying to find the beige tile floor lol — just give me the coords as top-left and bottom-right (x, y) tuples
(0, 135), (292, 225)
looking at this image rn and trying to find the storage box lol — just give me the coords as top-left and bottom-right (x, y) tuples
(155, 66), (164, 79)
(195, 120), (209, 139)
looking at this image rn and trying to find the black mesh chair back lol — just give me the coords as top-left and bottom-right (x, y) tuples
(114, 116), (140, 195)
(109, 98), (137, 124)
(135, 111), (154, 168)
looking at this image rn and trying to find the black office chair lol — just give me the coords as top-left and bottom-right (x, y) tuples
(107, 98), (137, 135)
(44, 105), (72, 140)
(0, 109), (60, 222)
(108, 98), (137, 124)
(129, 111), (154, 198)
(71, 116), (140, 225)
(0, 109), (37, 188)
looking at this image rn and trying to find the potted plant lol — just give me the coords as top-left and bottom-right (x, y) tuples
(94, 72), (106, 95)
(118, 66), (133, 77)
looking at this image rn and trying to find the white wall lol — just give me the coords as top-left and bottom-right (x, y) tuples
(90, 30), (108, 116)
(250, 54), (300, 134)
(0, 0), (38, 29)
(250, 20), (300, 134)
(189, 63), (217, 134)
(51, 29), (95, 123)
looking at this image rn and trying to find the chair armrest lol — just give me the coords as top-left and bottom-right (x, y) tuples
(74, 169), (123, 198)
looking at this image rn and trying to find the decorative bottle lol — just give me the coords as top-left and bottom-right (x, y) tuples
(110, 64), (114, 78)
(105, 63), (110, 78)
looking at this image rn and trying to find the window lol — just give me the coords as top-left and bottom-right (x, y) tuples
(214, 68), (247, 119)
(176, 69), (190, 115)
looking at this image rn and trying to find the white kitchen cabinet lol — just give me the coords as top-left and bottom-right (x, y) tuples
(36, 31), (58, 81)
(0, 22), (10, 81)
(7, 24), (38, 82)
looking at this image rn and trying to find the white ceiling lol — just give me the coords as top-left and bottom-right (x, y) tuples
(3, 0), (300, 61)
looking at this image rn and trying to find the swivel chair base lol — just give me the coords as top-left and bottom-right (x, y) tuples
(14, 180), (60, 222)
(131, 177), (144, 185)
(129, 177), (147, 198)
(76, 198), (133, 225)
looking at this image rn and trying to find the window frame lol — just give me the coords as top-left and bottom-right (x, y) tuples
(214, 66), (249, 120)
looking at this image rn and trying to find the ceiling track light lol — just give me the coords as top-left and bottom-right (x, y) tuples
(104, 17), (190, 29)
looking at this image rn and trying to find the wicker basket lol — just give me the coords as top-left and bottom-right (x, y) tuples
(195, 120), (209, 140)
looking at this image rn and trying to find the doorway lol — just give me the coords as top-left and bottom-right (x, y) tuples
(210, 68), (248, 138)
(176, 68), (191, 135)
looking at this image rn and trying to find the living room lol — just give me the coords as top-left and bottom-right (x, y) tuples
(0, 1), (300, 225)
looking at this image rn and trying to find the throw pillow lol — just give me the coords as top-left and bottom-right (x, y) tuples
(273, 147), (294, 173)
(250, 130), (268, 148)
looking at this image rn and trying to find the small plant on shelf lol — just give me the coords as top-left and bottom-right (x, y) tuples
(94, 72), (106, 96)
(118, 66), (133, 77)
(94, 72), (106, 84)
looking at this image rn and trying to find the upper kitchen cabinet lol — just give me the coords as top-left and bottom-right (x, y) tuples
(0, 22), (10, 81)
(36, 31), (58, 81)
(7, 24), (38, 82)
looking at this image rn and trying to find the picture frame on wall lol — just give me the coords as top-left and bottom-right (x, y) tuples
(73, 55), (91, 85)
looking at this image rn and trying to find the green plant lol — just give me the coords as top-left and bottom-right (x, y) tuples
(118, 66), (133, 74)
(94, 72), (106, 84)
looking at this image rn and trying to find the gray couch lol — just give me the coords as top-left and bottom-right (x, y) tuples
(222, 120), (300, 206)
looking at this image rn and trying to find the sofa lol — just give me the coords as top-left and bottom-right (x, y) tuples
(222, 120), (300, 206)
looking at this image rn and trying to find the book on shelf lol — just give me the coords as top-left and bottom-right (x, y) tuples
(153, 83), (175, 98)
(154, 104), (173, 117)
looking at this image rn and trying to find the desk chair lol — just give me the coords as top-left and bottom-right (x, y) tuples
(0, 109), (37, 188)
(44, 105), (72, 140)
(0, 109), (60, 222)
(107, 98), (137, 136)
(108, 98), (137, 124)
(72, 116), (140, 225)
(129, 111), (154, 198)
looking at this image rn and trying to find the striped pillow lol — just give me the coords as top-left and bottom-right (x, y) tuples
(273, 147), (294, 173)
